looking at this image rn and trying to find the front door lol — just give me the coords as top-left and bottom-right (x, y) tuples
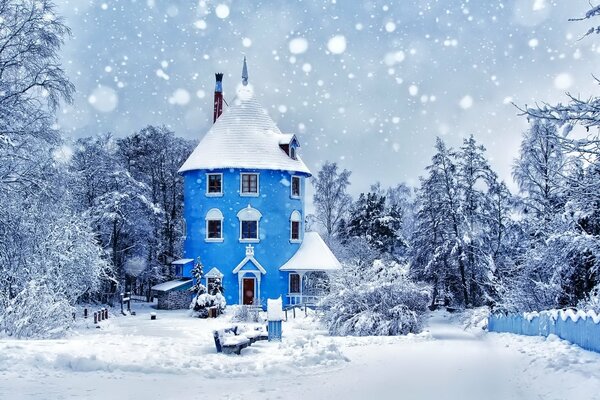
(242, 277), (255, 305)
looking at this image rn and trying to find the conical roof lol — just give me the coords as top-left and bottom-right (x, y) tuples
(178, 84), (311, 175)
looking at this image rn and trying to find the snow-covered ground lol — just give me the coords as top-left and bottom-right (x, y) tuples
(1, 305), (599, 400)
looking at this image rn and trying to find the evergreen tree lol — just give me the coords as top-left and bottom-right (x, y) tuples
(190, 257), (206, 295)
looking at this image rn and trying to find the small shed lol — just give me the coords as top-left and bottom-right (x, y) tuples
(151, 278), (193, 310)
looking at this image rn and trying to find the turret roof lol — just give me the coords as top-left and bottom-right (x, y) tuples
(178, 84), (311, 175)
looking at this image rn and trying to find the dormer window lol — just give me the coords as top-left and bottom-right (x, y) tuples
(279, 134), (300, 160)
(206, 173), (223, 196)
(240, 173), (259, 196)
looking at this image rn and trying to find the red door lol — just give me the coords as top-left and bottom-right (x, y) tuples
(243, 278), (255, 305)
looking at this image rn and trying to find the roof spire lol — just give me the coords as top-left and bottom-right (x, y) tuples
(241, 56), (248, 86)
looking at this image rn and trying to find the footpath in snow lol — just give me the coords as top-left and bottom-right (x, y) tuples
(1, 306), (599, 400)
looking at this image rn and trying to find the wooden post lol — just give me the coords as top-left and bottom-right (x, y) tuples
(84, 308), (88, 319)
(93, 312), (97, 324)
(105, 309), (109, 319)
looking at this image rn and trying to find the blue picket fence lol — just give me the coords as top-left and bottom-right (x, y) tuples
(488, 310), (600, 353)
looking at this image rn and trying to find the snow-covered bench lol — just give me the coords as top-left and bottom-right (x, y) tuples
(213, 327), (250, 355)
(243, 328), (268, 344)
(213, 326), (268, 354)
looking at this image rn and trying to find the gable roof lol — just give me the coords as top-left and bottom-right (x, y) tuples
(178, 85), (311, 175)
(280, 232), (342, 272)
(151, 278), (193, 292)
(232, 245), (267, 274)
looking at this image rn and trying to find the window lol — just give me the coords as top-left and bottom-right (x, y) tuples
(291, 176), (300, 198)
(290, 210), (302, 242)
(241, 221), (258, 240)
(237, 205), (262, 242)
(205, 208), (224, 242)
(242, 221), (258, 239)
(289, 273), (301, 294)
(206, 173), (223, 195)
(207, 220), (222, 239)
(241, 173), (259, 195)
(290, 146), (296, 160)
(291, 221), (300, 240)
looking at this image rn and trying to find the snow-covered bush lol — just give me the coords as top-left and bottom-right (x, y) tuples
(231, 305), (261, 323)
(0, 281), (75, 339)
(190, 292), (226, 318)
(322, 260), (430, 336)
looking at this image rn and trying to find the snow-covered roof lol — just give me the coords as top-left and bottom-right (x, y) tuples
(178, 84), (311, 175)
(171, 258), (194, 265)
(205, 267), (224, 278)
(151, 278), (192, 292)
(279, 232), (342, 271)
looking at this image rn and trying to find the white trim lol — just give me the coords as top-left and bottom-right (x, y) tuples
(238, 273), (260, 305)
(237, 205), (261, 242)
(205, 209), (224, 241)
(288, 272), (301, 294)
(240, 172), (260, 197)
(236, 205), (262, 221)
(233, 253), (267, 274)
(205, 173), (223, 196)
(205, 267), (224, 278)
(239, 220), (259, 242)
(290, 176), (301, 198)
(205, 208), (224, 221)
(290, 210), (301, 242)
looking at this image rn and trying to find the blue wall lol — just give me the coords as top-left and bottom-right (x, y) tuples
(182, 168), (308, 306)
(488, 311), (600, 353)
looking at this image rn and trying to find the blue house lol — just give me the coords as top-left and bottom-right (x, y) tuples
(172, 59), (341, 307)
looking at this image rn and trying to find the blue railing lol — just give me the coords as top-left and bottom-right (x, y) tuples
(488, 309), (600, 353)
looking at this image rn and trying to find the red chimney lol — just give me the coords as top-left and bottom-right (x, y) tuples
(213, 73), (224, 123)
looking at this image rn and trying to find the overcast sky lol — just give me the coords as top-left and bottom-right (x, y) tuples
(55, 0), (600, 196)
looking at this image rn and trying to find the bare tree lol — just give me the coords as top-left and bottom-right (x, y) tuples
(311, 161), (352, 238)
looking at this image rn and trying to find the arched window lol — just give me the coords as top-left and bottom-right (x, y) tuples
(205, 208), (224, 242)
(237, 205), (262, 242)
(290, 210), (301, 242)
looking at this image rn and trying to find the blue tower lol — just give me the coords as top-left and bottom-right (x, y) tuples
(176, 59), (341, 307)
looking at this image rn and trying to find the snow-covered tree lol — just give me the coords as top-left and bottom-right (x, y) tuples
(0, 0), (107, 337)
(411, 136), (514, 308)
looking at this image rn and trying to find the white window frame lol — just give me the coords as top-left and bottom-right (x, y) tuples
(240, 172), (260, 197)
(290, 146), (297, 160)
(237, 205), (262, 243)
(239, 220), (260, 243)
(290, 176), (301, 199)
(290, 210), (302, 243)
(206, 173), (223, 197)
(289, 273), (301, 294)
(205, 208), (224, 243)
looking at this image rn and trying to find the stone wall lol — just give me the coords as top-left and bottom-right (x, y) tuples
(156, 290), (192, 310)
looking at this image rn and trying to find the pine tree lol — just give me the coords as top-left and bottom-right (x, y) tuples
(190, 257), (206, 295)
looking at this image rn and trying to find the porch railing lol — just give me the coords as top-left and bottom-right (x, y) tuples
(286, 293), (322, 306)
